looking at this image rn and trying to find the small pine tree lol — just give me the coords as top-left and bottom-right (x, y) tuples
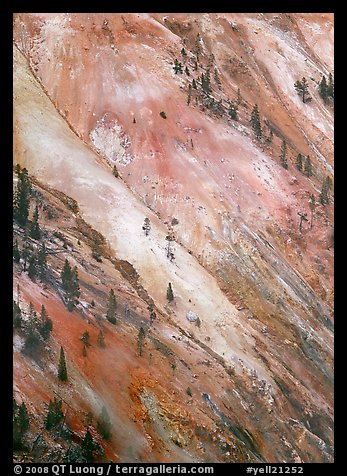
(13, 300), (22, 329)
(13, 239), (21, 263)
(137, 326), (145, 356)
(18, 402), (30, 433)
(14, 168), (31, 227)
(61, 259), (72, 291)
(294, 77), (311, 103)
(166, 282), (174, 302)
(296, 153), (303, 172)
(37, 242), (48, 282)
(181, 47), (187, 57)
(30, 204), (41, 240)
(106, 289), (117, 324)
(304, 155), (313, 177)
(185, 65), (190, 76)
(62, 260), (80, 311)
(250, 104), (262, 140)
(28, 254), (37, 280)
(39, 304), (53, 340)
(319, 176), (332, 205)
(45, 397), (64, 430)
(58, 346), (68, 381)
(97, 330), (105, 348)
(327, 73), (334, 99)
(81, 430), (95, 462)
(280, 139), (288, 169)
(318, 75), (328, 102)
(192, 78), (197, 89)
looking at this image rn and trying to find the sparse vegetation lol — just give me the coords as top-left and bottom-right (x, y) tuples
(160, 111), (167, 119)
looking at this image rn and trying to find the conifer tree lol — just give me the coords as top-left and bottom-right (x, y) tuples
(294, 77), (311, 103)
(166, 282), (174, 302)
(318, 75), (328, 102)
(14, 168), (31, 227)
(13, 300), (22, 329)
(250, 104), (262, 139)
(280, 139), (288, 169)
(304, 155), (313, 177)
(30, 204), (41, 240)
(319, 176), (332, 205)
(18, 403), (30, 433)
(28, 254), (37, 280)
(37, 242), (48, 282)
(39, 304), (53, 340)
(137, 327), (145, 356)
(45, 397), (64, 430)
(58, 346), (68, 381)
(201, 70), (211, 93)
(185, 65), (190, 76)
(192, 78), (197, 89)
(106, 289), (117, 324)
(13, 239), (21, 263)
(61, 259), (72, 290)
(81, 430), (95, 462)
(327, 73), (334, 99)
(181, 47), (187, 57)
(296, 153), (303, 172)
(61, 260), (80, 310)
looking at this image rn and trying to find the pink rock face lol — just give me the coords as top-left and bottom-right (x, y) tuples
(13, 13), (333, 463)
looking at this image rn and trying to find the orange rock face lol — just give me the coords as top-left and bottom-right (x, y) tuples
(13, 13), (333, 463)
